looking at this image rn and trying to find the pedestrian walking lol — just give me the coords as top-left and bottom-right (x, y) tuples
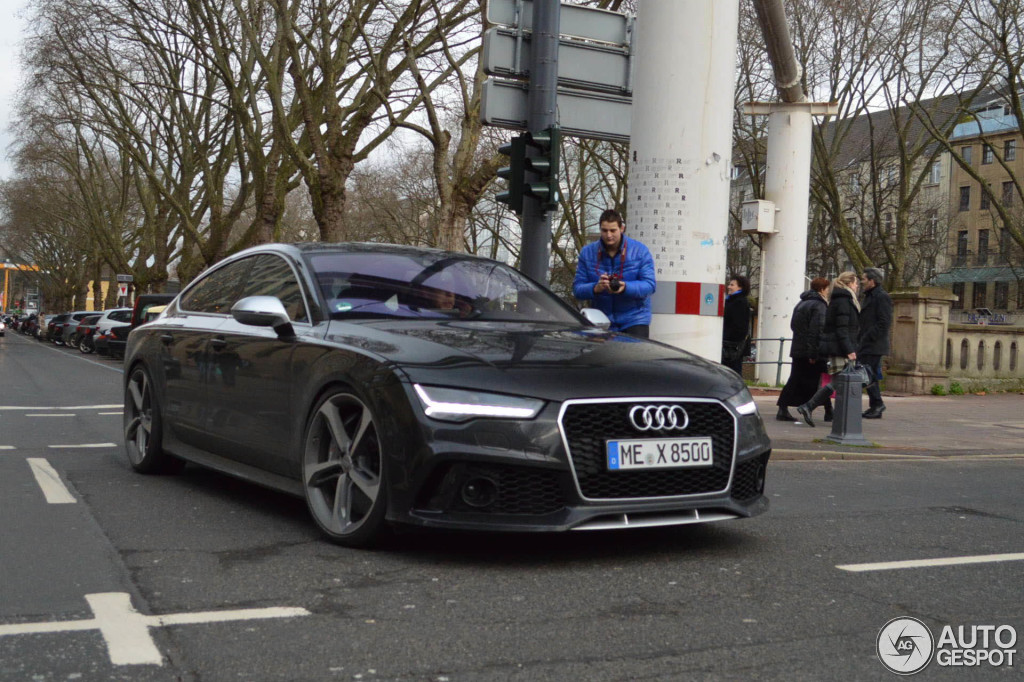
(858, 267), (893, 419)
(797, 271), (860, 427)
(721, 274), (752, 375)
(776, 277), (831, 422)
(572, 209), (656, 337)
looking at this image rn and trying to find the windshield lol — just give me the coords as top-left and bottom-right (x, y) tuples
(308, 251), (582, 324)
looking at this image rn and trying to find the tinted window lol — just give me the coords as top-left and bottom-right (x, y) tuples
(241, 255), (309, 323)
(109, 310), (132, 323)
(179, 258), (253, 314)
(308, 251), (581, 324)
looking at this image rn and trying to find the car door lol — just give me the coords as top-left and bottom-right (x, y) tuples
(204, 253), (316, 476)
(159, 258), (252, 451)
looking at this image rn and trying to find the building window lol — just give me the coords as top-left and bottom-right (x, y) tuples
(994, 341), (1002, 371)
(1011, 342), (1019, 372)
(927, 210), (939, 238)
(929, 160), (941, 184)
(982, 144), (994, 164)
(978, 341), (986, 370)
(995, 281), (1009, 309)
(956, 231), (968, 266)
(1005, 139), (1016, 161)
(1001, 229), (1012, 264)
(960, 339), (969, 370)
(952, 282), (965, 309)
(973, 282), (987, 308)
(980, 188), (991, 210)
(945, 339), (953, 369)
(884, 213), (893, 235)
(978, 229), (989, 265)
(849, 174), (861, 192)
(959, 186), (970, 211)
(961, 146), (973, 165)
(1003, 181), (1014, 206)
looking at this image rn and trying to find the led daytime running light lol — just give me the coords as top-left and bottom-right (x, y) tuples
(414, 385), (541, 419)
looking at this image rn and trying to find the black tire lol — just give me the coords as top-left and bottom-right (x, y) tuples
(123, 365), (184, 474)
(79, 337), (94, 354)
(302, 390), (389, 547)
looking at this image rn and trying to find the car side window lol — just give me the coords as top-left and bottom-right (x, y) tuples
(179, 258), (253, 315)
(242, 255), (310, 323)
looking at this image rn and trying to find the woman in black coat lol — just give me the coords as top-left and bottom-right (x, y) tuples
(797, 272), (860, 427)
(776, 277), (830, 421)
(721, 274), (752, 375)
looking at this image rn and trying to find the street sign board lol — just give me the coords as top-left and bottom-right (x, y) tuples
(116, 274), (134, 283)
(483, 27), (631, 94)
(487, 0), (631, 45)
(481, 78), (631, 143)
(118, 284), (128, 298)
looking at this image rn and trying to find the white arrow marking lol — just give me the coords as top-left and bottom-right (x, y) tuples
(0, 592), (310, 666)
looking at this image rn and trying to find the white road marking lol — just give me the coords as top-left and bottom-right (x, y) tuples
(26, 414), (76, 418)
(0, 446), (15, 450)
(26, 458), (77, 504)
(99, 412), (122, 415)
(47, 443), (118, 449)
(0, 592), (311, 666)
(837, 552), (1024, 572)
(0, 405), (122, 411)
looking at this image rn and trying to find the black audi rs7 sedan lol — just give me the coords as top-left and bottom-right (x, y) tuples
(123, 242), (771, 546)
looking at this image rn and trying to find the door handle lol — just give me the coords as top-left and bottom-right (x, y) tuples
(160, 334), (174, 345)
(210, 337), (227, 351)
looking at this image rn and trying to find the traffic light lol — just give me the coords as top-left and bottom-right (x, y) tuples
(524, 125), (561, 209)
(496, 134), (526, 215)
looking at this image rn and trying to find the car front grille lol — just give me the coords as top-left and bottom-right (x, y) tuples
(559, 400), (735, 500)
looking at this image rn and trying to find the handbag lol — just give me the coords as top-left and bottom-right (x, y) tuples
(722, 339), (746, 364)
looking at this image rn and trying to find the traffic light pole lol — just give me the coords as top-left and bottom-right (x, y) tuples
(519, 0), (560, 283)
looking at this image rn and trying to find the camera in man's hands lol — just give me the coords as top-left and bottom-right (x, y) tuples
(608, 275), (623, 293)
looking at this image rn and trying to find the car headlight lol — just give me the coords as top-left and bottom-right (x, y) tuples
(725, 386), (758, 416)
(414, 384), (544, 422)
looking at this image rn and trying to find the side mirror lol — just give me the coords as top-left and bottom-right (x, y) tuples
(580, 308), (611, 329)
(231, 296), (295, 337)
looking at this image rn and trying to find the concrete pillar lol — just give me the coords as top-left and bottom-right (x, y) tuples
(628, 0), (740, 361)
(887, 287), (958, 394)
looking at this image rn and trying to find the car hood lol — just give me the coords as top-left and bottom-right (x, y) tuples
(325, 320), (743, 402)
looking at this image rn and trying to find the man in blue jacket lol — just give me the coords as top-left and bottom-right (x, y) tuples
(572, 209), (657, 337)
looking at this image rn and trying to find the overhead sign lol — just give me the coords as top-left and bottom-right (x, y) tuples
(482, 79), (631, 143)
(483, 27), (631, 95)
(487, 0), (632, 45)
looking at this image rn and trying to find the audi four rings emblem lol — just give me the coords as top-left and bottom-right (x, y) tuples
(629, 405), (689, 431)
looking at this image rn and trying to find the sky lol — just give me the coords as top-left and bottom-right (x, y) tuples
(0, 0), (28, 182)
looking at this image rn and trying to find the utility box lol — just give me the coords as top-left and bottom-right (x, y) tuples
(741, 199), (776, 234)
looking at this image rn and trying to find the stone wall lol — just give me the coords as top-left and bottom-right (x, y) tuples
(945, 325), (1024, 391)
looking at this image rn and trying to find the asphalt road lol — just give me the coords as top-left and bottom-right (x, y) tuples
(1, 330), (1023, 681)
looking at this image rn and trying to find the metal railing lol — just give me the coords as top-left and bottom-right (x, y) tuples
(745, 336), (792, 386)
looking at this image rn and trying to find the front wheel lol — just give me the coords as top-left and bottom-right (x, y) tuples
(124, 365), (183, 474)
(302, 390), (389, 547)
(79, 337), (94, 354)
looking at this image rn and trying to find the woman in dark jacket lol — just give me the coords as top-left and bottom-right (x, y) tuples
(797, 272), (860, 427)
(775, 277), (830, 421)
(721, 274), (752, 375)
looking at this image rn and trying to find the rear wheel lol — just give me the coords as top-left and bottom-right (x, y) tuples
(79, 337), (94, 354)
(124, 366), (183, 474)
(302, 391), (389, 547)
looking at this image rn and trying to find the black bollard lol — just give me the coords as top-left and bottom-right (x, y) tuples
(824, 363), (872, 446)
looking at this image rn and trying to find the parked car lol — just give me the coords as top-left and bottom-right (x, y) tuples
(90, 308), (133, 355)
(71, 314), (103, 353)
(0, 318), (5, 337)
(123, 243), (771, 547)
(47, 311), (95, 345)
(101, 295), (175, 359)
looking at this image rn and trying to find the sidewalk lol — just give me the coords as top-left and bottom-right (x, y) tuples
(752, 389), (1024, 461)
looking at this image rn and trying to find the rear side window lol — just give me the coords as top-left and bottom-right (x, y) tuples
(109, 310), (132, 323)
(179, 258), (253, 314)
(241, 255), (310, 322)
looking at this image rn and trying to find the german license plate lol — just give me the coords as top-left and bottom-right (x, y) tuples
(606, 437), (713, 471)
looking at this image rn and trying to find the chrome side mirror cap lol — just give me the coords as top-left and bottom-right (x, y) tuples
(231, 296), (294, 336)
(580, 308), (611, 329)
